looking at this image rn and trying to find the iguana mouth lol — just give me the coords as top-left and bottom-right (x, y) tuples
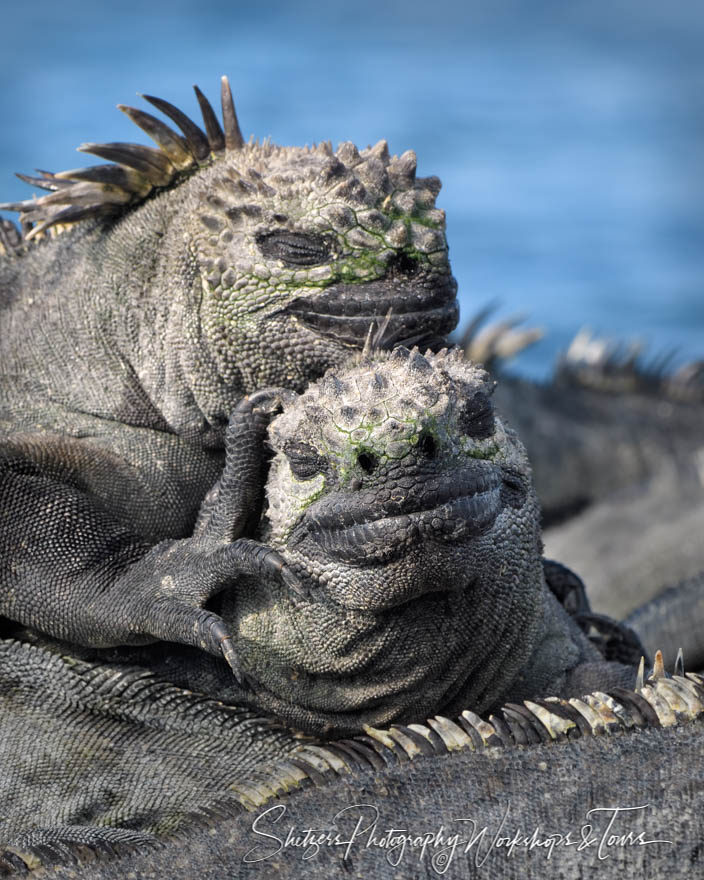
(297, 466), (521, 565)
(283, 276), (459, 347)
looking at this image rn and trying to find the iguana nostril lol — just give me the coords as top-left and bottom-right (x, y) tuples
(388, 251), (419, 278)
(357, 451), (377, 473)
(418, 431), (436, 459)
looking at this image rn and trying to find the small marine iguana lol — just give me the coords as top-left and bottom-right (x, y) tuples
(80, 346), (637, 737)
(0, 351), (693, 877)
(0, 78), (457, 672)
(0, 348), (664, 876)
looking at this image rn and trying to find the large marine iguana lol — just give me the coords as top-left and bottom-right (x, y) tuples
(0, 78), (458, 673)
(1, 78), (703, 638)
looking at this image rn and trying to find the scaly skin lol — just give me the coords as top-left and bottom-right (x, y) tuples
(134, 347), (636, 736)
(0, 638), (699, 879)
(0, 82), (457, 671)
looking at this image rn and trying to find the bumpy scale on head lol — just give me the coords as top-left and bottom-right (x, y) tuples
(265, 345), (530, 555)
(187, 133), (457, 391)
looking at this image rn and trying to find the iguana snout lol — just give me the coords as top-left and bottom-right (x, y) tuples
(291, 462), (523, 577)
(282, 270), (459, 349)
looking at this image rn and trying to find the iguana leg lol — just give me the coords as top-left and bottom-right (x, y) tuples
(0, 391), (297, 687)
(194, 387), (294, 540)
(543, 557), (647, 665)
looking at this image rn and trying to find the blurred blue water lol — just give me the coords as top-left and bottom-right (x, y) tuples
(2, 0), (703, 379)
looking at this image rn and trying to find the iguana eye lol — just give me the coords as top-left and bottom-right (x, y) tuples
(256, 231), (331, 266)
(284, 441), (327, 481)
(459, 392), (495, 439)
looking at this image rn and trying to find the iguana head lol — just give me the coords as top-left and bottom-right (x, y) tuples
(186, 140), (458, 392)
(1, 78), (458, 395)
(264, 346), (537, 608)
(226, 348), (546, 734)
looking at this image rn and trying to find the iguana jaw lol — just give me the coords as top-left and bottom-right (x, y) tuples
(280, 466), (529, 611)
(293, 464), (507, 567)
(282, 274), (459, 348)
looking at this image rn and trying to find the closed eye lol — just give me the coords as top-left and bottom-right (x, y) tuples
(284, 441), (328, 481)
(256, 231), (332, 267)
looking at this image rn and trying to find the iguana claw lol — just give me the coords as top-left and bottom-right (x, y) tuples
(245, 386), (296, 414)
(219, 635), (254, 690)
(281, 566), (306, 598)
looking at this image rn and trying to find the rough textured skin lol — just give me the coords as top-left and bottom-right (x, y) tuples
(1, 81), (701, 655)
(0, 643), (701, 879)
(0, 82), (701, 878)
(0, 348), (654, 877)
(458, 313), (704, 614)
(0, 83), (458, 669)
(247, 348), (638, 731)
(98, 348), (637, 738)
(625, 572), (704, 671)
(0, 638), (301, 847)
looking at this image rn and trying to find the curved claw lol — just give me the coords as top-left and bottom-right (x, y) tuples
(266, 552), (307, 600)
(228, 538), (307, 599)
(263, 549), (305, 596)
(218, 633), (252, 690)
(243, 386), (297, 414)
(281, 566), (307, 598)
(204, 616), (248, 688)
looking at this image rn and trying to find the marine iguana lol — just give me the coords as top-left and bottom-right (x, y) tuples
(40, 345), (635, 738)
(0, 78), (458, 674)
(2, 79), (700, 876)
(0, 349), (694, 875)
(0, 344), (667, 879)
(2, 79), (703, 635)
(0, 638), (701, 878)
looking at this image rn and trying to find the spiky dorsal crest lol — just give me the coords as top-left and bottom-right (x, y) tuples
(0, 77), (244, 242)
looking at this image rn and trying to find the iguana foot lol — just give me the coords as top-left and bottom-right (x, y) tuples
(193, 387), (294, 541)
(120, 386), (301, 687)
(116, 537), (301, 688)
